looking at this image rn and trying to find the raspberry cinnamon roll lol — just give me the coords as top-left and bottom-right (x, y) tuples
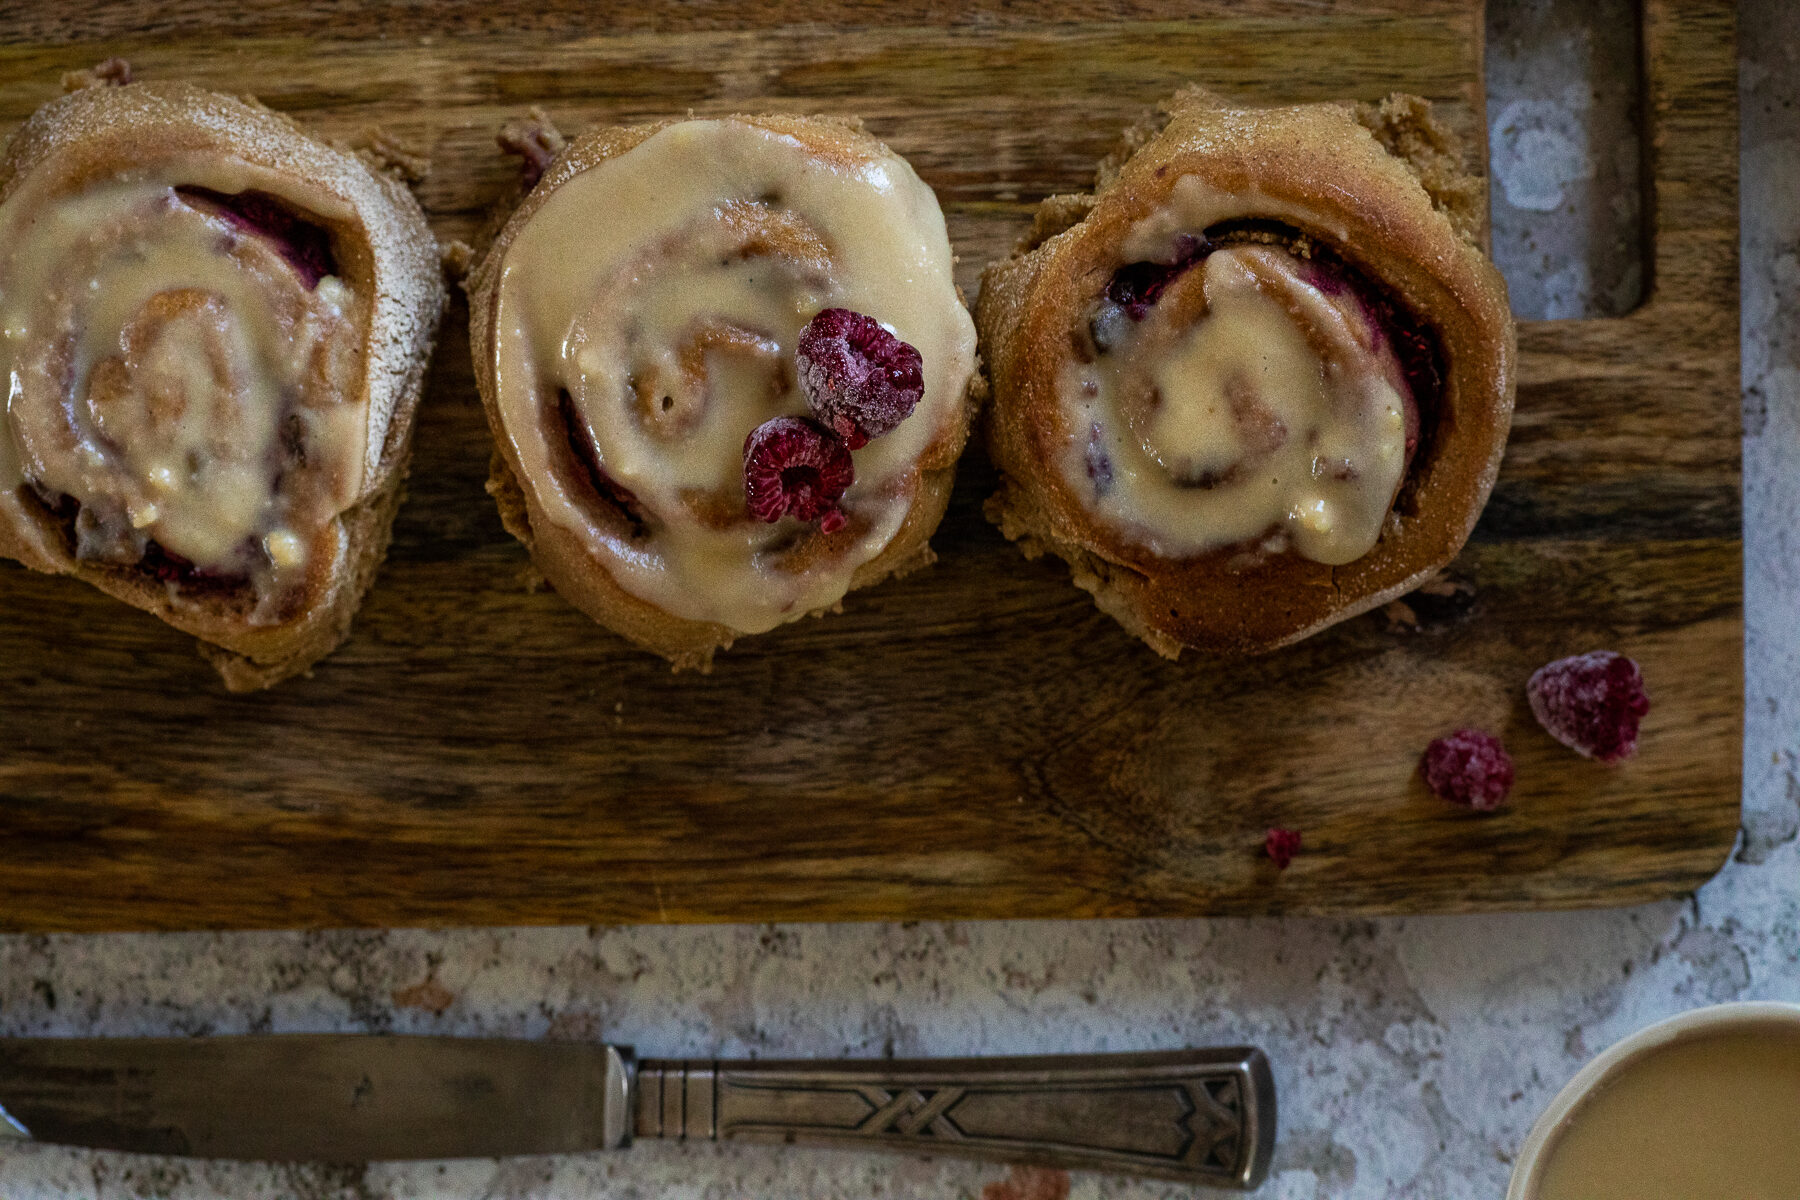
(0, 75), (443, 688)
(468, 114), (978, 667)
(979, 88), (1516, 657)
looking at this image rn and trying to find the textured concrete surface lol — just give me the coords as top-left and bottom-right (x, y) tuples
(1487, 0), (1644, 318)
(2, 3), (1793, 1197)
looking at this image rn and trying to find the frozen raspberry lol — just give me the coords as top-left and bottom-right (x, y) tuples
(1527, 651), (1650, 763)
(1264, 827), (1302, 870)
(796, 308), (925, 449)
(743, 415), (854, 533)
(1420, 729), (1515, 811)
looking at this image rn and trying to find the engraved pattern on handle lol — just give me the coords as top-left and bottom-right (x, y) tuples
(633, 1048), (1274, 1188)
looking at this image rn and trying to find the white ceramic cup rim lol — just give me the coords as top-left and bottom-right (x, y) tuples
(1505, 1000), (1800, 1199)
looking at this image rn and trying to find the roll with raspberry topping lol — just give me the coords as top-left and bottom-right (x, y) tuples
(978, 88), (1515, 657)
(467, 114), (979, 668)
(0, 72), (444, 688)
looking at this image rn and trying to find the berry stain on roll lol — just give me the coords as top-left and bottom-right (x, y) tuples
(469, 114), (978, 669)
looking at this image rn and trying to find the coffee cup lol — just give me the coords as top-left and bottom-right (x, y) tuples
(1507, 1001), (1800, 1200)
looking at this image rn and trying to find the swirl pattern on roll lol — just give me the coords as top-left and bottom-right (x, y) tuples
(978, 88), (1515, 658)
(474, 115), (977, 655)
(1, 178), (365, 617)
(1064, 224), (1422, 567)
(0, 79), (443, 687)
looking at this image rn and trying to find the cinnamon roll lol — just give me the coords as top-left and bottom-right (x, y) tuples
(0, 75), (444, 688)
(468, 114), (978, 668)
(978, 88), (1516, 657)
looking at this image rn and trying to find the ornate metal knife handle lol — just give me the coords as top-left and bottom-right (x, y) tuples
(632, 1048), (1275, 1188)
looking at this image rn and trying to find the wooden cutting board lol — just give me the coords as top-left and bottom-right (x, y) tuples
(0, 0), (1740, 932)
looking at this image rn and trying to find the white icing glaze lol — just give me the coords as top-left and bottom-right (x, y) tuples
(1118, 172), (1353, 261)
(0, 164), (365, 612)
(1058, 240), (1411, 565)
(492, 118), (976, 635)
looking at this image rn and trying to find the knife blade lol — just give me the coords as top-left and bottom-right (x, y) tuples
(0, 1038), (1274, 1188)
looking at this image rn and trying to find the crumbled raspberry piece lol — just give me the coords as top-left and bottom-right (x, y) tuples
(1264, 828), (1302, 870)
(1420, 729), (1515, 811)
(743, 415), (854, 531)
(795, 308), (924, 450)
(1527, 651), (1650, 763)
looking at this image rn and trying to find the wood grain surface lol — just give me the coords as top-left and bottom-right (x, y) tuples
(0, 0), (1741, 932)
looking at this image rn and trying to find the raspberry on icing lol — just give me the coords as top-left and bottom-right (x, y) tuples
(795, 308), (925, 450)
(1264, 827), (1302, 870)
(743, 415), (854, 533)
(1420, 729), (1515, 811)
(1527, 651), (1650, 763)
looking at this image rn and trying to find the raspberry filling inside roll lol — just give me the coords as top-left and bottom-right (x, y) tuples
(1063, 214), (1440, 567)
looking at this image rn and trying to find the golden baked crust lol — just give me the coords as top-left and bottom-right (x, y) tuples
(466, 113), (977, 670)
(0, 78), (445, 689)
(977, 87), (1516, 658)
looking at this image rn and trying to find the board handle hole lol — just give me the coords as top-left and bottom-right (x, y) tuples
(1487, 0), (1648, 319)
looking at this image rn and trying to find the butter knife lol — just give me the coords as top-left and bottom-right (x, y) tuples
(0, 1037), (1274, 1187)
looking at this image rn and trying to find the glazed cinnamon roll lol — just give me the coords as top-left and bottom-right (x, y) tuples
(468, 114), (978, 667)
(0, 74), (444, 688)
(979, 88), (1516, 657)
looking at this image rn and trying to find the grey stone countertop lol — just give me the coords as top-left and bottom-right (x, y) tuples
(2, 3), (1793, 1197)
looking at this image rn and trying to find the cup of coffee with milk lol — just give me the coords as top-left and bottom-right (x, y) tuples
(1507, 1002), (1800, 1200)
